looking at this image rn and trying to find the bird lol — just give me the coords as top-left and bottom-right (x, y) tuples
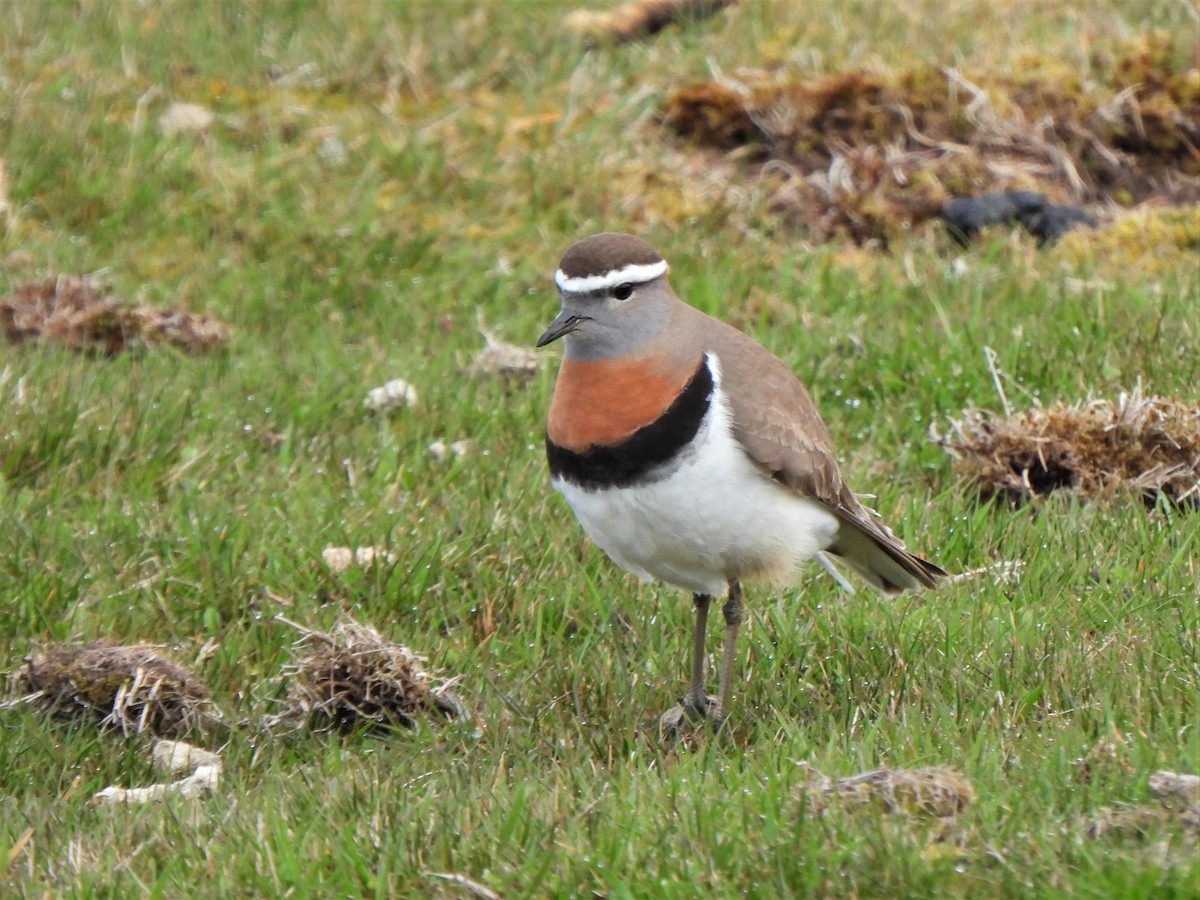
(536, 232), (946, 732)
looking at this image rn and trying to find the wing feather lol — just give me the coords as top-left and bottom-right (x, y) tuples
(709, 322), (944, 591)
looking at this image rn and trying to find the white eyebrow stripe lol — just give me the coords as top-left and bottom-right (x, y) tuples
(554, 260), (667, 292)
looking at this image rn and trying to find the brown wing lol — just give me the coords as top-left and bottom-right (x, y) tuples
(710, 321), (945, 592)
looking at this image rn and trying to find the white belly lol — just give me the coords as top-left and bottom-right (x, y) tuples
(553, 383), (839, 596)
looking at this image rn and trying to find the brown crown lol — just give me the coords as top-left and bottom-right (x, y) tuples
(558, 233), (664, 278)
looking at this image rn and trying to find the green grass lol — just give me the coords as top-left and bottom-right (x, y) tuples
(2, 1), (1198, 896)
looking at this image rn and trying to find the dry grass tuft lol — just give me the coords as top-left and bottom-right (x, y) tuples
(470, 328), (540, 386)
(1084, 804), (1174, 839)
(564, 0), (736, 44)
(937, 389), (1200, 508)
(798, 766), (976, 819)
(0, 275), (230, 355)
(0, 157), (13, 231)
(4, 643), (222, 739)
(659, 33), (1199, 244)
(1084, 770), (1200, 839)
(1149, 771), (1200, 812)
(273, 616), (467, 733)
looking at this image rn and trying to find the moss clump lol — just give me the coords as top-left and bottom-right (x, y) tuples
(1099, 33), (1200, 167)
(273, 617), (468, 733)
(1051, 206), (1200, 279)
(0, 275), (230, 355)
(1084, 770), (1200, 839)
(938, 390), (1200, 508)
(798, 766), (977, 819)
(659, 33), (1200, 245)
(6, 643), (222, 739)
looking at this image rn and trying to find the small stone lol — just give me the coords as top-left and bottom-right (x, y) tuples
(321, 545), (396, 572)
(159, 102), (215, 136)
(364, 379), (419, 412)
(151, 740), (222, 776)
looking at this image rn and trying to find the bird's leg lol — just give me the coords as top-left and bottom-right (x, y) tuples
(712, 579), (743, 731)
(660, 592), (717, 734)
(683, 592), (712, 718)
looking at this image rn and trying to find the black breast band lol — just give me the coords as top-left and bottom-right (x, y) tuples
(546, 357), (714, 490)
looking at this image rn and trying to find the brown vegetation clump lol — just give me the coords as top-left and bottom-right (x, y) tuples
(792, 765), (976, 850)
(0, 275), (230, 354)
(470, 328), (540, 386)
(1084, 770), (1200, 839)
(659, 33), (1199, 244)
(1149, 770), (1200, 812)
(5, 643), (222, 739)
(564, 0), (736, 44)
(274, 617), (467, 733)
(938, 390), (1200, 508)
(798, 766), (976, 819)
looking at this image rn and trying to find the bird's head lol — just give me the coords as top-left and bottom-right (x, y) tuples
(537, 233), (675, 360)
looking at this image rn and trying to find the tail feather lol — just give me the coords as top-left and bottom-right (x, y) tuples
(826, 516), (946, 595)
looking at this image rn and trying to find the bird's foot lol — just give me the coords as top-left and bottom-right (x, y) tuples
(658, 694), (726, 737)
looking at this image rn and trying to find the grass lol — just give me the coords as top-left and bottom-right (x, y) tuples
(2, 0), (1198, 895)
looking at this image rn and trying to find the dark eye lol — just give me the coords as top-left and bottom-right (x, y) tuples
(612, 283), (634, 301)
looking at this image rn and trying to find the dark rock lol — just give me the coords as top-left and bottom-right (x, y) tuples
(1016, 203), (1096, 246)
(940, 191), (1094, 246)
(940, 191), (1048, 245)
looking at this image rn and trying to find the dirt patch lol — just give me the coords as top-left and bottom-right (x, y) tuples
(4, 643), (223, 739)
(271, 616), (468, 733)
(936, 389), (1200, 508)
(659, 32), (1199, 245)
(0, 275), (230, 354)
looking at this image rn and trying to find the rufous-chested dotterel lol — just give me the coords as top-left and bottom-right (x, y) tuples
(537, 232), (946, 732)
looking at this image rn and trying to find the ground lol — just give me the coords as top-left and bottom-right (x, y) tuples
(1, 1), (1197, 896)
